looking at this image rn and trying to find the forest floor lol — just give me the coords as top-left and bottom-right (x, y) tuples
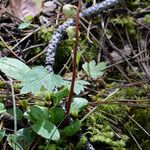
(0, 0), (150, 150)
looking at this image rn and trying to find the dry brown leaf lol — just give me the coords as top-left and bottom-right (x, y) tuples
(43, 1), (57, 13)
(9, 0), (44, 21)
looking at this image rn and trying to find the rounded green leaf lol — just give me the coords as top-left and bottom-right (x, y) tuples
(70, 98), (88, 116)
(7, 134), (23, 150)
(32, 120), (60, 141)
(66, 26), (75, 39)
(63, 120), (81, 137)
(16, 128), (36, 149)
(30, 105), (49, 121)
(144, 14), (150, 23)
(7, 108), (23, 121)
(50, 107), (65, 124)
(18, 22), (30, 30)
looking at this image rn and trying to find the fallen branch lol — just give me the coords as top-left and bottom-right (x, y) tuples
(45, 0), (120, 73)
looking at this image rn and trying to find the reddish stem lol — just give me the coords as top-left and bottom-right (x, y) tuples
(65, 2), (80, 114)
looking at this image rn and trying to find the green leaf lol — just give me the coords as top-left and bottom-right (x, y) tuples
(0, 58), (66, 95)
(52, 88), (69, 107)
(0, 129), (5, 141)
(25, 15), (33, 22)
(131, 0), (140, 6)
(20, 66), (65, 94)
(70, 98), (88, 116)
(63, 120), (81, 136)
(144, 14), (150, 23)
(7, 134), (23, 150)
(16, 128), (36, 149)
(19, 100), (28, 109)
(142, 140), (150, 150)
(76, 51), (83, 65)
(96, 62), (107, 70)
(30, 105), (49, 121)
(17, 128), (35, 142)
(7, 108), (23, 121)
(65, 80), (90, 95)
(23, 110), (36, 123)
(32, 120), (60, 140)
(74, 80), (90, 95)
(50, 107), (65, 124)
(82, 60), (106, 78)
(48, 144), (56, 150)
(18, 22), (30, 30)
(0, 57), (30, 81)
(0, 103), (6, 114)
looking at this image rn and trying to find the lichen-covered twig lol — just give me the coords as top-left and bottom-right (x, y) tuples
(45, 18), (75, 73)
(45, 0), (120, 73)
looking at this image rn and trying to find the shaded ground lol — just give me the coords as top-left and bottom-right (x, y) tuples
(0, 0), (150, 149)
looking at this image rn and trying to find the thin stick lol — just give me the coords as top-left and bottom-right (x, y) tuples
(0, 36), (24, 62)
(128, 130), (142, 150)
(9, 79), (17, 149)
(128, 115), (150, 137)
(80, 88), (119, 122)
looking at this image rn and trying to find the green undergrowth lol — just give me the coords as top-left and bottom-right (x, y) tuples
(54, 37), (97, 73)
(0, 0), (150, 149)
(0, 71), (150, 149)
(81, 83), (150, 150)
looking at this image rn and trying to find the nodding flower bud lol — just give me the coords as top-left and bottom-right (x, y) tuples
(66, 26), (76, 39)
(66, 26), (80, 40)
(63, 4), (76, 18)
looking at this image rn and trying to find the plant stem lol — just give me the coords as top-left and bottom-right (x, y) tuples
(65, 2), (80, 115)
